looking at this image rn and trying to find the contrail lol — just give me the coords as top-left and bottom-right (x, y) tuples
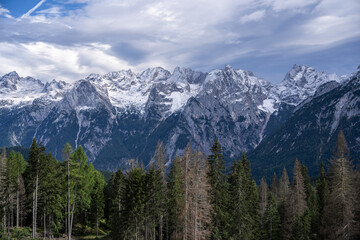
(20, 0), (47, 19)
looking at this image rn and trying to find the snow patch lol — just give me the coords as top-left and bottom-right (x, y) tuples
(258, 99), (276, 113)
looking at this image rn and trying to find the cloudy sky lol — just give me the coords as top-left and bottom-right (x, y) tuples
(0, 0), (359, 83)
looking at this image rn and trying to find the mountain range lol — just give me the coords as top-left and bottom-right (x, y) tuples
(0, 64), (359, 179)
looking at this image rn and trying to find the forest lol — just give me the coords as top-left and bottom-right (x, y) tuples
(0, 130), (359, 240)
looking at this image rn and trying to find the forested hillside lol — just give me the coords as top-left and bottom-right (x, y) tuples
(1, 131), (359, 239)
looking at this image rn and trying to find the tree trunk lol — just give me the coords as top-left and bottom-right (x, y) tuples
(43, 206), (46, 240)
(32, 172), (39, 239)
(16, 177), (19, 228)
(96, 210), (99, 238)
(69, 183), (78, 240)
(159, 215), (163, 240)
(3, 208), (6, 239)
(68, 158), (71, 240)
(184, 154), (188, 240)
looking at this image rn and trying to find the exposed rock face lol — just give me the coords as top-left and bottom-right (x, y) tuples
(249, 69), (360, 180)
(0, 64), (350, 172)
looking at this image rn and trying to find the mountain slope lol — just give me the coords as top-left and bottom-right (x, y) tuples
(248, 68), (360, 180)
(0, 64), (346, 172)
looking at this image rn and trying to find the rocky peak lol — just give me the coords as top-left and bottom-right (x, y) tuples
(276, 64), (340, 105)
(138, 67), (171, 83)
(0, 71), (20, 91)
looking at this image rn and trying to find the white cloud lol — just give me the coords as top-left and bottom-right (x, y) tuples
(263, 0), (319, 12)
(240, 10), (266, 24)
(0, 5), (13, 19)
(0, 0), (359, 82)
(20, 0), (47, 19)
(0, 42), (136, 82)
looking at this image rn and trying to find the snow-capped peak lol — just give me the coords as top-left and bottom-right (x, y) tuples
(275, 64), (340, 105)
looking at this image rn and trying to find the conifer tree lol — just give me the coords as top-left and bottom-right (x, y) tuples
(120, 166), (146, 239)
(154, 141), (166, 240)
(0, 148), (15, 238)
(228, 159), (247, 239)
(284, 159), (308, 239)
(228, 154), (260, 240)
(301, 164), (318, 239)
(108, 169), (124, 239)
(207, 140), (229, 239)
(145, 166), (165, 239)
(323, 130), (355, 240)
(12, 151), (26, 228)
(167, 157), (184, 240)
(90, 171), (105, 238)
(315, 162), (327, 239)
(24, 139), (46, 239)
(263, 192), (281, 240)
(242, 154), (261, 239)
(270, 172), (279, 198)
(39, 153), (64, 238)
(259, 177), (268, 238)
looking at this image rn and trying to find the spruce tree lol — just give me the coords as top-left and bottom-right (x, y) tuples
(108, 169), (125, 239)
(323, 130), (355, 239)
(90, 171), (105, 238)
(228, 154), (260, 240)
(259, 177), (269, 237)
(207, 140), (229, 239)
(120, 166), (146, 239)
(167, 157), (184, 240)
(284, 159), (308, 240)
(153, 141), (166, 240)
(24, 138), (46, 239)
(242, 153), (261, 239)
(263, 192), (281, 240)
(12, 151), (26, 228)
(39, 153), (64, 238)
(315, 162), (327, 239)
(270, 172), (279, 198)
(145, 166), (165, 239)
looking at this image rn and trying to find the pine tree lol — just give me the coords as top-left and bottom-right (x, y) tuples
(301, 164), (318, 239)
(153, 141), (166, 240)
(0, 148), (15, 238)
(242, 154), (261, 239)
(187, 149), (211, 239)
(207, 140), (229, 239)
(315, 162), (327, 239)
(39, 153), (64, 238)
(90, 171), (105, 238)
(263, 192), (281, 240)
(270, 172), (279, 199)
(259, 177), (269, 238)
(24, 139), (46, 239)
(278, 167), (290, 239)
(284, 159), (308, 240)
(12, 151), (26, 228)
(228, 154), (260, 240)
(145, 166), (165, 239)
(323, 130), (355, 239)
(108, 169), (124, 239)
(120, 166), (146, 239)
(167, 157), (184, 240)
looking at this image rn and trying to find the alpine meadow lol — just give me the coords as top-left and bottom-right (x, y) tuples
(1, 0), (360, 239)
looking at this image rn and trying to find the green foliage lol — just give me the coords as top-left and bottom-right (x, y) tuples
(291, 210), (311, 240)
(119, 166), (146, 239)
(207, 139), (230, 239)
(228, 154), (260, 240)
(107, 169), (124, 239)
(8, 226), (32, 239)
(262, 192), (281, 240)
(167, 157), (184, 238)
